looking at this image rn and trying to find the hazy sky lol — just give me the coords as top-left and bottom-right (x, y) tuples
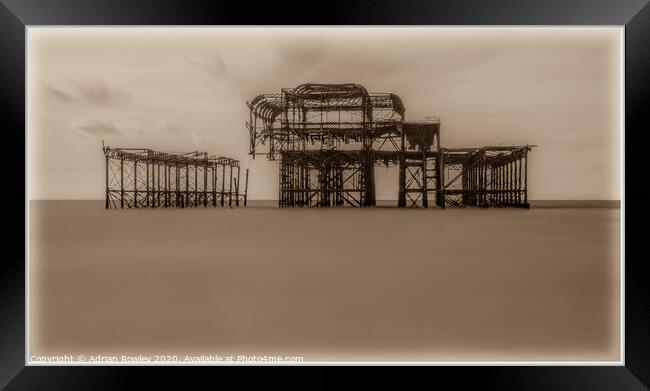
(28, 27), (621, 200)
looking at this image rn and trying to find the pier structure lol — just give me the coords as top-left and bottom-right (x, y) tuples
(247, 83), (533, 208)
(103, 145), (247, 209)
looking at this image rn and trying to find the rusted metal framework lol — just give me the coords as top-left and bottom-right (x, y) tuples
(279, 150), (374, 207)
(397, 146), (533, 208)
(247, 82), (534, 208)
(247, 83), (406, 160)
(103, 145), (248, 209)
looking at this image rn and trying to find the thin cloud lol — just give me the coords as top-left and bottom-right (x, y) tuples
(76, 119), (119, 138)
(75, 80), (130, 106)
(42, 82), (74, 102)
(188, 54), (229, 79)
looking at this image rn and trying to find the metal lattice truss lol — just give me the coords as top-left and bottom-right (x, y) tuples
(279, 150), (374, 208)
(103, 146), (248, 209)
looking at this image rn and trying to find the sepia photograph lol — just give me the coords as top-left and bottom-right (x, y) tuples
(26, 26), (622, 364)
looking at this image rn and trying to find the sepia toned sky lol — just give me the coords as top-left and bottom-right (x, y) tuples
(28, 27), (621, 200)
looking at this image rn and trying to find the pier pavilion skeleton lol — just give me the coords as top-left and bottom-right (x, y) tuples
(247, 83), (534, 208)
(103, 145), (248, 209)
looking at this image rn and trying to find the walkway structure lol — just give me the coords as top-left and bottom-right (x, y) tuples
(247, 83), (534, 208)
(103, 145), (247, 209)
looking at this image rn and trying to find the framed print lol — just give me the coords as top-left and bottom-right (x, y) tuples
(2, 0), (649, 388)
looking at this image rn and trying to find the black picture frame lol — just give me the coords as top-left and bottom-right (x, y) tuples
(2, 0), (648, 388)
